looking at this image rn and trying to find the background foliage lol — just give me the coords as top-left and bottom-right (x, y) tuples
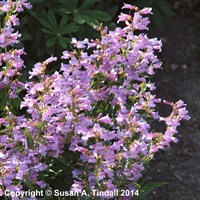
(18, 0), (120, 68)
(17, 0), (175, 71)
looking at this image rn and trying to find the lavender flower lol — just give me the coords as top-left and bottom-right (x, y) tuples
(0, 2), (190, 199)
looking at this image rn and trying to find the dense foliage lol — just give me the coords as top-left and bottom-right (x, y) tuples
(17, 0), (174, 68)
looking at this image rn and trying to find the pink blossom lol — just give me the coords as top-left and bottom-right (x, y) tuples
(122, 3), (138, 11)
(43, 56), (57, 65)
(117, 13), (132, 24)
(140, 7), (152, 15)
(98, 114), (112, 124)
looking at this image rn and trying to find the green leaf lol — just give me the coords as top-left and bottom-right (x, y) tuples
(14, 42), (24, 49)
(59, 16), (68, 30)
(79, 0), (100, 9)
(46, 37), (57, 47)
(11, 97), (21, 111)
(74, 13), (99, 27)
(26, 10), (39, 19)
(154, 0), (175, 16)
(80, 10), (112, 21)
(58, 0), (78, 9)
(41, 28), (55, 35)
(73, 13), (85, 24)
(31, 29), (42, 51)
(48, 10), (57, 28)
(60, 22), (80, 34)
(136, 182), (168, 199)
(58, 0), (67, 6)
(59, 8), (72, 14)
(58, 36), (68, 48)
(25, 129), (34, 149)
(39, 18), (55, 31)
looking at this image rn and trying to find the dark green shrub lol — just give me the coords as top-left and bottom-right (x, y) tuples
(18, 0), (119, 66)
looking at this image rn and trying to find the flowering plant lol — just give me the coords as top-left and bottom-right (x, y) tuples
(0, 1), (189, 199)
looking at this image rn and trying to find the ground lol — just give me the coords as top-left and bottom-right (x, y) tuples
(147, 1), (200, 200)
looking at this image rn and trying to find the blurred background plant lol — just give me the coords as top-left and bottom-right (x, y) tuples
(17, 0), (120, 71)
(192, 0), (200, 4)
(17, 0), (177, 71)
(18, 0), (200, 73)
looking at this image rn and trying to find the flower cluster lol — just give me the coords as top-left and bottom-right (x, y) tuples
(0, 2), (190, 200)
(0, 0), (31, 97)
(0, 0), (47, 198)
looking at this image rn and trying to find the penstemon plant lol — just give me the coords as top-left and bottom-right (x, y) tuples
(0, 1), (190, 200)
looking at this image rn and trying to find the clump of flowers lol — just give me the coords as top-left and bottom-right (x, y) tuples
(0, 0), (47, 196)
(0, 1), (190, 199)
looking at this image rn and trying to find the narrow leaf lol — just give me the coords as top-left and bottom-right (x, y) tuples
(136, 182), (168, 199)
(60, 8), (72, 14)
(41, 28), (55, 35)
(39, 19), (55, 31)
(59, 0), (78, 9)
(48, 10), (57, 28)
(79, 0), (100, 9)
(74, 13), (99, 27)
(60, 22), (80, 34)
(80, 10), (111, 21)
(74, 13), (85, 24)
(58, 37), (68, 48)
(25, 129), (34, 149)
(59, 16), (68, 30)
(46, 37), (57, 47)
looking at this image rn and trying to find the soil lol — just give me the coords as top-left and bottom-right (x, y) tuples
(147, 1), (200, 200)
